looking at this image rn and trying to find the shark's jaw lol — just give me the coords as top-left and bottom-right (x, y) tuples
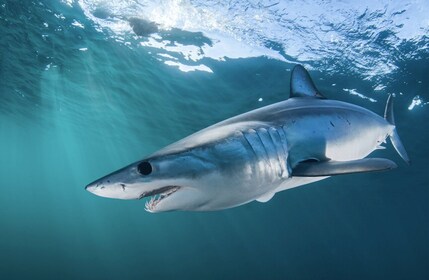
(140, 185), (181, 212)
(85, 180), (188, 212)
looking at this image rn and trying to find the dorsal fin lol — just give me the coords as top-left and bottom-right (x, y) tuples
(290, 65), (326, 99)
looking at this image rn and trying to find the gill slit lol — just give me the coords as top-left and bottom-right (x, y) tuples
(255, 128), (272, 168)
(267, 127), (285, 177)
(242, 130), (258, 158)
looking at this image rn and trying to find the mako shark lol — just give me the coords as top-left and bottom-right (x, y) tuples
(86, 65), (409, 212)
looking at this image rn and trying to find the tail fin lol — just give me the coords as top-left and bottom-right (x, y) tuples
(384, 95), (410, 164)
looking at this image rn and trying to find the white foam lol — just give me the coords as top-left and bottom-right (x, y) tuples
(408, 95), (428, 110)
(201, 32), (286, 62)
(71, 20), (85, 29)
(164, 61), (213, 73)
(343, 88), (377, 103)
(61, 0), (73, 7)
(157, 53), (178, 60)
(374, 84), (386, 91)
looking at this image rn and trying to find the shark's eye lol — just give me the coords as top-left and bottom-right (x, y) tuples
(138, 161), (152, 175)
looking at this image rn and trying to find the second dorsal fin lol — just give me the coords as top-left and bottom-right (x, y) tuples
(290, 65), (326, 99)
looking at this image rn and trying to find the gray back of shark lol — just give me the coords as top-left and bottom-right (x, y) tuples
(86, 65), (409, 213)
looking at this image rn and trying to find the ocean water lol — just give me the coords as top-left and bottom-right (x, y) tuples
(0, 0), (428, 279)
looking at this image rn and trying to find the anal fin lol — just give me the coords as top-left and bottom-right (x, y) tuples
(292, 158), (397, 177)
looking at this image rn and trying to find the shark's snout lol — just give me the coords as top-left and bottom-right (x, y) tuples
(85, 178), (127, 199)
(85, 184), (94, 192)
(85, 180), (104, 195)
(85, 169), (151, 200)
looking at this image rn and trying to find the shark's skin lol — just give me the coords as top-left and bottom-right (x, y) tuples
(86, 65), (409, 212)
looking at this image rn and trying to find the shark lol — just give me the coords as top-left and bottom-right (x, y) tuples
(85, 65), (409, 212)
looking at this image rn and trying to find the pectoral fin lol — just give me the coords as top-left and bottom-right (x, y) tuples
(292, 158), (397, 177)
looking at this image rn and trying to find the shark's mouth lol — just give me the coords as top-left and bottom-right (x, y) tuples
(140, 186), (181, 212)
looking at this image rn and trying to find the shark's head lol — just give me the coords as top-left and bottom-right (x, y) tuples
(86, 123), (270, 212)
(85, 150), (222, 212)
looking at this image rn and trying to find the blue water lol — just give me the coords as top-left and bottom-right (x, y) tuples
(0, 0), (428, 279)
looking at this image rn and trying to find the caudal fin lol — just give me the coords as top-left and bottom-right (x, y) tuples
(384, 95), (410, 164)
